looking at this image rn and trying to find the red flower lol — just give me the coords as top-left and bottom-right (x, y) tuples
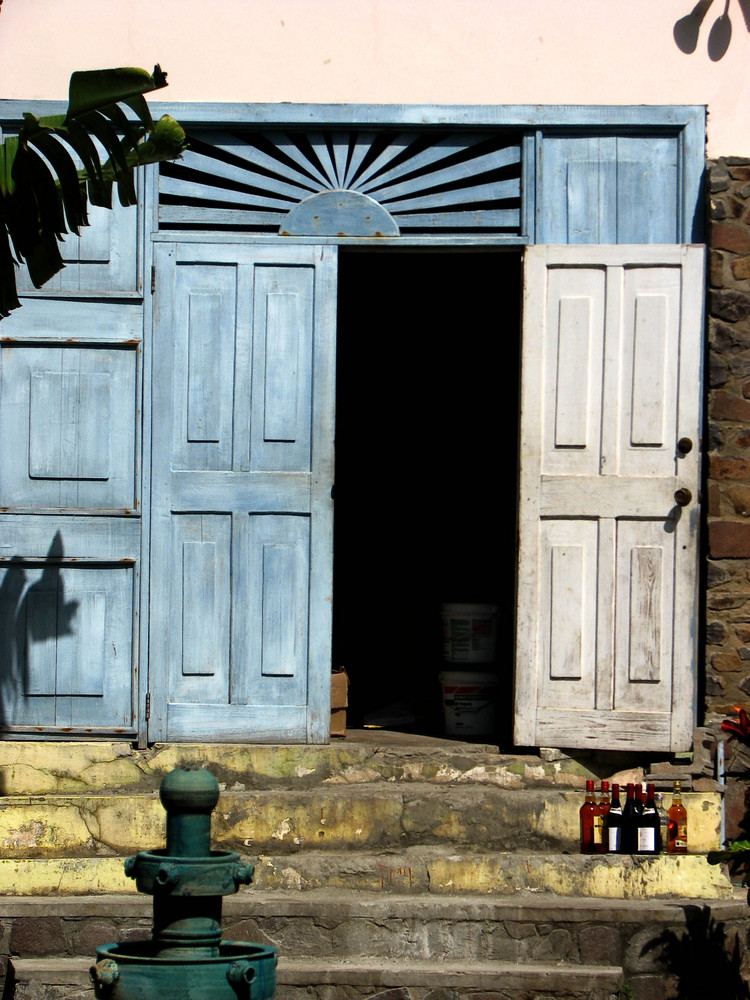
(722, 707), (750, 742)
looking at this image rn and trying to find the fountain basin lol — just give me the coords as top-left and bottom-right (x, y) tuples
(91, 940), (277, 1000)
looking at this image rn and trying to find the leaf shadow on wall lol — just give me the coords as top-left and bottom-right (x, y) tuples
(674, 0), (750, 60)
(642, 905), (750, 999)
(0, 531), (78, 733)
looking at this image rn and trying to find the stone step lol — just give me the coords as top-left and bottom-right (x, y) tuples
(0, 735), (692, 796)
(7, 892), (750, 1000)
(9, 956), (625, 1000)
(0, 786), (722, 858)
(8, 890), (750, 959)
(0, 849), (733, 899)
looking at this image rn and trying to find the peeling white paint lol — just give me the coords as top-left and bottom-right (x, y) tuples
(271, 818), (292, 841)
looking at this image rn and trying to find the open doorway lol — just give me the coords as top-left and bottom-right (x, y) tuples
(333, 250), (522, 743)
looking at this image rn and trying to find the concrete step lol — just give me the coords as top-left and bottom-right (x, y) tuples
(9, 956), (625, 1000)
(6, 891), (750, 1000)
(0, 734), (694, 795)
(0, 785), (722, 858)
(0, 848), (733, 899)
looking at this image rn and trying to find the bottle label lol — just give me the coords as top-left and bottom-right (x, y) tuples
(608, 827), (621, 851)
(638, 827), (656, 852)
(593, 815), (603, 844)
(675, 822), (687, 849)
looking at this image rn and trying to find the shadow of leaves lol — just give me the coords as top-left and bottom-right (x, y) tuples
(642, 905), (750, 1000)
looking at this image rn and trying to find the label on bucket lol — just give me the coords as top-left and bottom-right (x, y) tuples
(441, 605), (497, 663)
(439, 673), (497, 736)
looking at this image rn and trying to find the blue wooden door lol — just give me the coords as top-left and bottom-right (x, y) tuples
(0, 195), (141, 737)
(148, 242), (336, 742)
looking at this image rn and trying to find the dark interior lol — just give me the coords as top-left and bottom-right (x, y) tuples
(333, 250), (522, 744)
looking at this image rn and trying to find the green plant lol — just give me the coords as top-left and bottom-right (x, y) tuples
(707, 708), (750, 883)
(0, 64), (187, 318)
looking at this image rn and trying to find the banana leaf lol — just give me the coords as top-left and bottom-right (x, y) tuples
(0, 65), (187, 318)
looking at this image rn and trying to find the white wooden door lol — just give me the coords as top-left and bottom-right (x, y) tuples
(515, 245), (704, 752)
(148, 241), (336, 742)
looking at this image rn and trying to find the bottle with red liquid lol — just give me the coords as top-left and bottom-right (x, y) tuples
(635, 783), (646, 814)
(621, 782), (638, 853)
(599, 781), (611, 821)
(668, 780), (688, 854)
(580, 779), (604, 854)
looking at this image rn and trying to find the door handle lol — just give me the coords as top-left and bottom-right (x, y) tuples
(674, 488), (692, 507)
(677, 437), (693, 454)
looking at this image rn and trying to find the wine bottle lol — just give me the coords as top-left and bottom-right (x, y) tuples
(599, 781), (611, 820)
(580, 779), (604, 854)
(621, 782), (638, 853)
(668, 780), (688, 855)
(636, 782), (660, 854)
(634, 782), (645, 814)
(655, 792), (669, 853)
(606, 782), (623, 853)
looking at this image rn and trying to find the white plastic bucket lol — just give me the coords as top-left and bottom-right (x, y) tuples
(441, 602), (497, 663)
(438, 670), (498, 737)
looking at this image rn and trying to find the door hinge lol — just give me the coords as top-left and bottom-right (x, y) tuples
(145, 693), (151, 721)
(151, 265), (156, 295)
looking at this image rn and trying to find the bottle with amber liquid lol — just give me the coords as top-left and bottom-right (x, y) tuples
(668, 780), (688, 854)
(580, 779), (604, 854)
(606, 782), (623, 853)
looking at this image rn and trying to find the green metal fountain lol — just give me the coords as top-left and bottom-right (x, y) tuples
(90, 767), (277, 1000)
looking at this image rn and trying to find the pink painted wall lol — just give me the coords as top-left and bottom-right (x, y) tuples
(1, 0), (748, 156)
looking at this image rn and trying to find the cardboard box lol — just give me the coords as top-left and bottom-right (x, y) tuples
(331, 668), (349, 737)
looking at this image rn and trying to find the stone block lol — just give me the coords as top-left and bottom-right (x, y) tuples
(733, 256), (750, 281)
(709, 353), (729, 387)
(712, 222), (750, 255)
(711, 652), (741, 672)
(628, 974), (667, 1000)
(710, 521), (750, 558)
(710, 392), (750, 422)
(578, 924), (622, 965)
(711, 319), (750, 352)
(708, 483), (723, 516)
(624, 925), (668, 974)
(711, 288), (750, 322)
(10, 917), (67, 957)
(728, 355), (750, 379)
(67, 919), (118, 955)
(706, 675), (727, 696)
(706, 621), (726, 644)
(706, 591), (749, 611)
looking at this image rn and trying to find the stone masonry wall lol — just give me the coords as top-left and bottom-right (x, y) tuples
(705, 156), (750, 723)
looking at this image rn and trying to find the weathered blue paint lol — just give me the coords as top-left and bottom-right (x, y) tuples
(147, 242), (336, 742)
(536, 134), (681, 244)
(282, 190), (400, 237)
(0, 102), (705, 742)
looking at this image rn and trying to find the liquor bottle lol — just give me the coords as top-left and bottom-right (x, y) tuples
(606, 782), (623, 853)
(655, 792), (669, 853)
(668, 780), (688, 854)
(580, 779), (605, 854)
(636, 782), (660, 854)
(634, 783), (645, 814)
(599, 781), (611, 820)
(621, 782), (638, 853)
